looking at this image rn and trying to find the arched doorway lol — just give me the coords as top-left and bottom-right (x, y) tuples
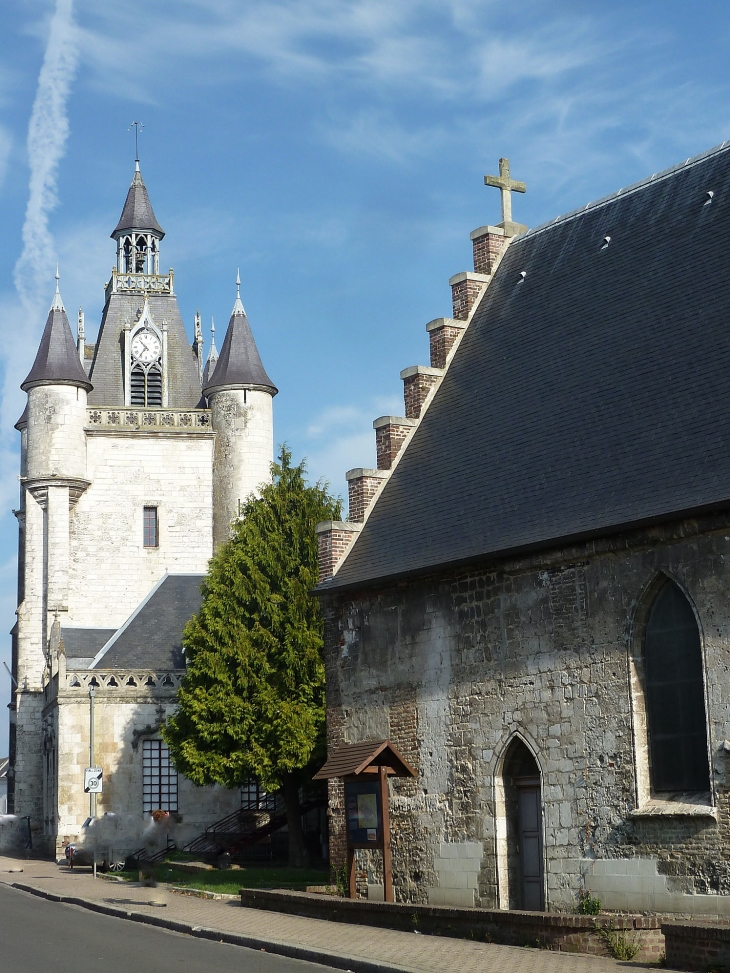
(500, 737), (544, 910)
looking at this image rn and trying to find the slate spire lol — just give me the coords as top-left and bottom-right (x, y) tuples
(22, 274), (93, 392)
(202, 317), (219, 387)
(111, 162), (164, 239)
(202, 275), (277, 396)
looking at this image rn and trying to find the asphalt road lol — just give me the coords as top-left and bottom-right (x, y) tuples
(0, 884), (331, 973)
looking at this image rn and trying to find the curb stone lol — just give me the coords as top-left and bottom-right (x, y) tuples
(9, 882), (418, 973)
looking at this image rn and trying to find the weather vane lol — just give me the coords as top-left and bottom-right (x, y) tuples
(128, 121), (144, 162)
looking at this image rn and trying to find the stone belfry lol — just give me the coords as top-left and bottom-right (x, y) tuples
(7, 162), (276, 848)
(89, 162), (202, 407)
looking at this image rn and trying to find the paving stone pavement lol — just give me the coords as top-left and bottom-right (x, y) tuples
(0, 857), (661, 973)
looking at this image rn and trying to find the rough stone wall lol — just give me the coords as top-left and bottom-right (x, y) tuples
(322, 513), (730, 913)
(51, 680), (240, 855)
(210, 388), (273, 550)
(68, 431), (213, 629)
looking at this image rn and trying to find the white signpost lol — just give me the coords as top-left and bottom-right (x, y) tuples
(84, 767), (103, 794)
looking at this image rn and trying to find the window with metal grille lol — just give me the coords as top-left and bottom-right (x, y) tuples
(142, 739), (178, 812)
(143, 506), (158, 548)
(644, 580), (710, 793)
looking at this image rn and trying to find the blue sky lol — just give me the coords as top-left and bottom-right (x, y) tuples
(1, 0), (729, 756)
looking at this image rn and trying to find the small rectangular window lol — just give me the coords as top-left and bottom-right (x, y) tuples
(143, 506), (158, 548)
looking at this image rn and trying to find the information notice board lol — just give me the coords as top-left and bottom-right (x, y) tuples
(345, 779), (383, 846)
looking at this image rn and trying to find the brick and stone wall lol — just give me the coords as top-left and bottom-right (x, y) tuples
(470, 225), (509, 276)
(316, 521), (361, 582)
(400, 366), (444, 419)
(427, 319), (467, 369)
(321, 512), (730, 913)
(346, 469), (388, 523)
(373, 417), (418, 470)
(449, 272), (489, 320)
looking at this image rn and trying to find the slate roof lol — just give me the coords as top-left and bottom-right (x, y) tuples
(22, 296), (93, 392)
(324, 141), (730, 591)
(61, 628), (116, 661)
(88, 294), (202, 407)
(91, 574), (203, 669)
(203, 302), (277, 396)
(112, 165), (164, 238)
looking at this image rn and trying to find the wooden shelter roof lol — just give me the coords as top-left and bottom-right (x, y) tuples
(313, 740), (416, 780)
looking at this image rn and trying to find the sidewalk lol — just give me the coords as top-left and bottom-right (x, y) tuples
(0, 856), (659, 973)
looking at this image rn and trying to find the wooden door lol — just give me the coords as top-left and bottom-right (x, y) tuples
(516, 777), (544, 910)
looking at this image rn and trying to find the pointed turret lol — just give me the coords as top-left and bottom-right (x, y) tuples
(21, 272), (92, 392)
(112, 162), (164, 239)
(207, 273), (276, 549)
(202, 317), (219, 387)
(203, 271), (277, 396)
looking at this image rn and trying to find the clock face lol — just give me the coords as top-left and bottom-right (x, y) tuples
(131, 329), (161, 364)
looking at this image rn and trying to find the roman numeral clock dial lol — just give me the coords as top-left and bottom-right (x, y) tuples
(131, 330), (161, 364)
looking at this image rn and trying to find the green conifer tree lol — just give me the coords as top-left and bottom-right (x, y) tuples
(163, 446), (341, 866)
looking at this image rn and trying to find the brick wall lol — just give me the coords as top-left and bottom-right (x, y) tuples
(346, 469), (388, 523)
(374, 418), (417, 470)
(663, 922), (730, 972)
(316, 521), (361, 581)
(401, 367), (443, 419)
(471, 227), (509, 275)
(428, 320), (467, 369)
(450, 273), (488, 320)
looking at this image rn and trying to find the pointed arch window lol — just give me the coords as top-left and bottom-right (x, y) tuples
(644, 581), (710, 793)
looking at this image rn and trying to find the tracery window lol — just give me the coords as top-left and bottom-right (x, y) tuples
(644, 580), (710, 793)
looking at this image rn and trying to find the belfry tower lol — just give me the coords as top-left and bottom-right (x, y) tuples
(7, 163), (276, 850)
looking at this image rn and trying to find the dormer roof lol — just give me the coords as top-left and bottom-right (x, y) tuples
(112, 163), (164, 239)
(21, 286), (93, 393)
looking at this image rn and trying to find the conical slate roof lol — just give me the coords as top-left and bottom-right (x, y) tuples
(203, 297), (277, 396)
(21, 288), (92, 392)
(112, 163), (164, 239)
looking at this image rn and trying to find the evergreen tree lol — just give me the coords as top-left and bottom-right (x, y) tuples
(163, 446), (341, 866)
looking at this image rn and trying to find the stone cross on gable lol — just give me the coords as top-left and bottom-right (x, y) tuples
(484, 157), (527, 236)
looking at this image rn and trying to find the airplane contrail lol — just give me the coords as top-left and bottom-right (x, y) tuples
(13, 0), (79, 311)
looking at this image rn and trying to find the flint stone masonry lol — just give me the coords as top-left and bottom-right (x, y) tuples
(373, 416), (418, 470)
(427, 318), (468, 370)
(470, 225), (510, 276)
(321, 512), (730, 914)
(400, 366), (444, 420)
(449, 272), (489, 320)
(346, 469), (389, 523)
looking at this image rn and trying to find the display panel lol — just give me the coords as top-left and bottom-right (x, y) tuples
(345, 779), (382, 846)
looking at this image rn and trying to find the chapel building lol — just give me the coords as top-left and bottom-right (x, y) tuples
(6, 162), (277, 856)
(316, 143), (730, 915)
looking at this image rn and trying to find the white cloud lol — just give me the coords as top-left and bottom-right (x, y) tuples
(14, 0), (79, 311)
(301, 393), (401, 507)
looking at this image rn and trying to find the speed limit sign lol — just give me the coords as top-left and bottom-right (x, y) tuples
(84, 767), (103, 794)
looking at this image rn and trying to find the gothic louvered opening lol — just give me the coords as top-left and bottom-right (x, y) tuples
(644, 580), (710, 793)
(130, 365), (146, 405)
(130, 364), (162, 407)
(142, 739), (178, 812)
(146, 364), (162, 405)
